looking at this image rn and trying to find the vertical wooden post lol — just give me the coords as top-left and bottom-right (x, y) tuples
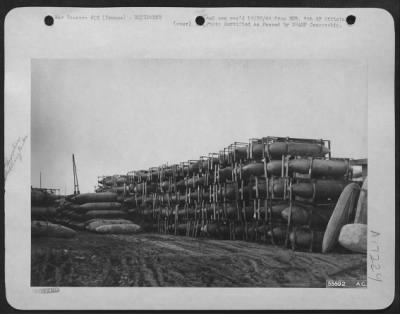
(285, 182), (293, 248)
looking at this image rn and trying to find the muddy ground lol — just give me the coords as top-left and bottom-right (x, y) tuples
(31, 231), (366, 287)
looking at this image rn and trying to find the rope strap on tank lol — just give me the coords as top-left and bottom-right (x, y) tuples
(312, 182), (317, 202)
(309, 158), (314, 177)
(291, 226), (297, 250)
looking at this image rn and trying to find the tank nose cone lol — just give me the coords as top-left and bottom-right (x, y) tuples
(322, 145), (330, 154)
(281, 207), (290, 220)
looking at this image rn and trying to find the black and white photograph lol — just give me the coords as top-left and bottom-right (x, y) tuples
(30, 58), (369, 287)
(4, 6), (395, 310)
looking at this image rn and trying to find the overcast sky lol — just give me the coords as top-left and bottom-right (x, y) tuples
(31, 59), (367, 194)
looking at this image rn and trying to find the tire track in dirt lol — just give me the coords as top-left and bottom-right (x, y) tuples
(119, 256), (130, 286)
(309, 253), (347, 271)
(149, 240), (204, 256)
(327, 262), (367, 280)
(135, 253), (159, 286)
(293, 253), (362, 283)
(101, 255), (113, 286)
(173, 238), (214, 255)
(249, 258), (260, 275)
(192, 256), (247, 286)
(272, 252), (325, 285)
(151, 256), (165, 287)
(165, 269), (187, 286)
(135, 251), (145, 286)
(143, 256), (161, 286)
(127, 254), (141, 286)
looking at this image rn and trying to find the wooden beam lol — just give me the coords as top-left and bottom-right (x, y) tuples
(349, 158), (368, 166)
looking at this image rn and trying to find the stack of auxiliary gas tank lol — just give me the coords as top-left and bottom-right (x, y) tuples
(56, 192), (135, 232)
(211, 141), (269, 241)
(31, 187), (61, 220)
(256, 137), (352, 252)
(112, 136), (361, 252)
(31, 187), (78, 238)
(125, 163), (209, 234)
(220, 136), (347, 248)
(96, 174), (130, 196)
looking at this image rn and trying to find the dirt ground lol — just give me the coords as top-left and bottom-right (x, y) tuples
(31, 231), (366, 287)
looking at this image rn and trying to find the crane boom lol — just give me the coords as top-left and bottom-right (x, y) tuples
(73, 154), (80, 195)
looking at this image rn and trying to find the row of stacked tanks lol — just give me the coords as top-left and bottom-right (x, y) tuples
(31, 187), (78, 238)
(32, 188), (142, 237)
(90, 136), (366, 253)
